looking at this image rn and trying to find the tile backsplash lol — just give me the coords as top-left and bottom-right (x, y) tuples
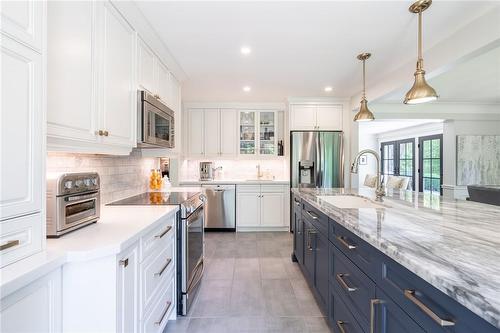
(47, 150), (158, 204)
(180, 159), (288, 181)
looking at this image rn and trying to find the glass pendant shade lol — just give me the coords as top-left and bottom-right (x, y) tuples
(354, 99), (375, 121)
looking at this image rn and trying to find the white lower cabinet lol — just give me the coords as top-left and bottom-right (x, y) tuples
(0, 268), (62, 333)
(117, 244), (139, 333)
(236, 185), (289, 231)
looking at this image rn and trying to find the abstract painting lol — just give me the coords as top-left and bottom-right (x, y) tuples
(456, 135), (500, 185)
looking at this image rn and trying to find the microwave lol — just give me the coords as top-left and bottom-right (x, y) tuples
(137, 90), (175, 148)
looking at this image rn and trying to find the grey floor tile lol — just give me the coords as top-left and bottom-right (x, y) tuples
(190, 279), (232, 317)
(262, 279), (301, 316)
(290, 278), (323, 316)
(260, 257), (288, 279)
(230, 278), (266, 316)
(205, 258), (235, 279)
(281, 257), (303, 279)
(164, 317), (190, 333)
(304, 317), (332, 333)
(234, 258), (261, 280)
(265, 316), (307, 333)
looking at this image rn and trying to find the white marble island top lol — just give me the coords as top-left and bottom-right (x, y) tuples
(291, 187), (500, 329)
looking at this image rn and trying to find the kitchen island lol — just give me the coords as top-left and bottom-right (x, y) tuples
(291, 187), (500, 333)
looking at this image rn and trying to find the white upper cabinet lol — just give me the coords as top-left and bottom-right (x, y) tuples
(100, 1), (136, 147)
(187, 109), (204, 156)
(137, 38), (156, 95)
(220, 109), (238, 156)
(157, 60), (171, 104)
(203, 109), (220, 156)
(289, 104), (343, 131)
(0, 0), (43, 51)
(47, 1), (137, 154)
(1, 34), (42, 221)
(47, 0), (98, 144)
(169, 74), (181, 113)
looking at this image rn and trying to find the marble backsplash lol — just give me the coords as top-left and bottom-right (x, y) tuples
(47, 150), (158, 204)
(180, 158), (288, 181)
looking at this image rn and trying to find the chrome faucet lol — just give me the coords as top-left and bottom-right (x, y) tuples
(351, 149), (385, 201)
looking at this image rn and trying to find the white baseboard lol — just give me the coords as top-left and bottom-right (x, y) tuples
(236, 226), (289, 232)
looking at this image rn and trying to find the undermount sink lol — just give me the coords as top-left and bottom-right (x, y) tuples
(317, 195), (388, 209)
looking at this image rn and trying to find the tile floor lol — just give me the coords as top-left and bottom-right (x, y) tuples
(165, 231), (332, 333)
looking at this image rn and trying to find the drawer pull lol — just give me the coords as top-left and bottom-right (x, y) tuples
(305, 210), (319, 220)
(119, 258), (128, 267)
(155, 226), (172, 239)
(404, 289), (455, 327)
(336, 273), (357, 292)
(336, 320), (347, 333)
(0, 239), (20, 251)
(306, 229), (317, 250)
(337, 236), (357, 250)
(154, 301), (172, 326)
(370, 299), (382, 333)
(154, 258), (172, 277)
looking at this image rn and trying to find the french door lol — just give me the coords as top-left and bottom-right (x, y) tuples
(381, 139), (415, 190)
(418, 134), (443, 194)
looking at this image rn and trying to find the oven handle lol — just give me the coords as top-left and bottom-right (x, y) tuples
(186, 205), (204, 226)
(187, 260), (204, 295)
(64, 191), (99, 202)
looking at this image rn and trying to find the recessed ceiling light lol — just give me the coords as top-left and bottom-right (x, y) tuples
(324, 86), (333, 92)
(240, 46), (251, 55)
(243, 86), (251, 92)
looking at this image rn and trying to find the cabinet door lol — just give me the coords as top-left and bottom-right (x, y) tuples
(100, 2), (136, 147)
(157, 60), (171, 104)
(187, 109), (204, 156)
(203, 109), (220, 156)
(290, 105), (316, 130)
(0, 0), (43, 51)
(1, 269), (62, 333)
(294, 213), (304, 265)
(239, 110), (256, 155)
(117, 245), (139, 333)
(303, 220), (315, 283)
(316, 105), (343, 130)
(47, 0), (99, 144)
(374, 288), (425, 333)
(137, 38), (156, 94)
(219, 109), (237, 157)
(1, 36), (42, 220)
(260, 192), (284, 227)
(314, 230), (329, 309)
(258, 111), (276, 155)
(236, 192), (261, 227)
(169, 74), (181, 113)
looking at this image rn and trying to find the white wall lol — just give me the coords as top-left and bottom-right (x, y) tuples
(357, 131), (378, 188)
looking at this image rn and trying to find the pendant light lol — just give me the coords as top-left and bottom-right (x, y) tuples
(354, 53), (375, 122)
(404, 0), (438, 104)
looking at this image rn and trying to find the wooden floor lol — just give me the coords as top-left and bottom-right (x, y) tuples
(165, 231), (332, 333)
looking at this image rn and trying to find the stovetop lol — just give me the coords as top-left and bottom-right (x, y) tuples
(107, 192), (200, 206)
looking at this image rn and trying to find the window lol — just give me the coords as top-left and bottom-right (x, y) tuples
(381, 139), (415, 190)
(419, 134), (443, 194)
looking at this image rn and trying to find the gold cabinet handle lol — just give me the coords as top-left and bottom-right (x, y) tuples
(336, 235), (357, 250)
(103, 130), (109, 137)
(404, 289), (455, 327)
(154, 258), (172, 277)
(155, 226), (172, 239)
(97, 130), (104, 136)
(370, 298), (382, 333)
(336, 320), (347, 333)
(0, 239), (20, 251)
(119, 258), (129, 267)
(336, 273), (357, 292)
(305, 210), (319, 220)
(155, 301), (172, 326)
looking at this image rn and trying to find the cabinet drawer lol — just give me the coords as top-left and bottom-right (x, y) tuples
(302, 202), (328, 237)
(261, 184), (285, 193)
(331, 223), (377, 278)
(140, 215), (175, 262)
(332, 244), (375, 332)
(142, 278), (175, 333)
(374, 288), (425, 333)
(377, 256), (499, 333)
(331, 288), (365, 333)
(141, 236), (175, 312)
(236, 185), (261, 193)
(0, 213), (42, 268)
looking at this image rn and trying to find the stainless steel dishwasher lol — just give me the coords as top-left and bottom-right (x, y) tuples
(202, 184), (236, 231)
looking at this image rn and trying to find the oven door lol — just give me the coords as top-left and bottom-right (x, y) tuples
(143, 102), (175, 148)
(57, 191), (100, 232)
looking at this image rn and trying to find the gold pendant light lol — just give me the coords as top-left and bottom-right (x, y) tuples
(404, 0), (438, 104)
(354, 53), (375, 122)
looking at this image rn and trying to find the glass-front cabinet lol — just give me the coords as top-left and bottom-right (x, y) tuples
(239, 110), (277, 156)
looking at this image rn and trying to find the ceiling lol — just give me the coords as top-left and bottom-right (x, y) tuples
(136, 1), (495, 102)
(382, 45), (500, 104)
(359, 119), (443, 135)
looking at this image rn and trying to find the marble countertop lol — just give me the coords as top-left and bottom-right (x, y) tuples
(179, 179), (290, 185)
(291, 187), (500, 329)
(1, 205), (178, 298)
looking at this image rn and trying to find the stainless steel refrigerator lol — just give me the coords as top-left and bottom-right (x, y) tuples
(290, 131), (344, 189)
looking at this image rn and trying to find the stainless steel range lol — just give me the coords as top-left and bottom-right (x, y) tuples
(107, 191), (205, 316)
(46, 172), (100, 237)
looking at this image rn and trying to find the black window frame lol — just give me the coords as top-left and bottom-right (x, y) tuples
(380, 138), (416, 190)
(418, 134), (443, 195)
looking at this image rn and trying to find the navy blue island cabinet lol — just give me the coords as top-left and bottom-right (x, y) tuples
(291, 193), (500, 333)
